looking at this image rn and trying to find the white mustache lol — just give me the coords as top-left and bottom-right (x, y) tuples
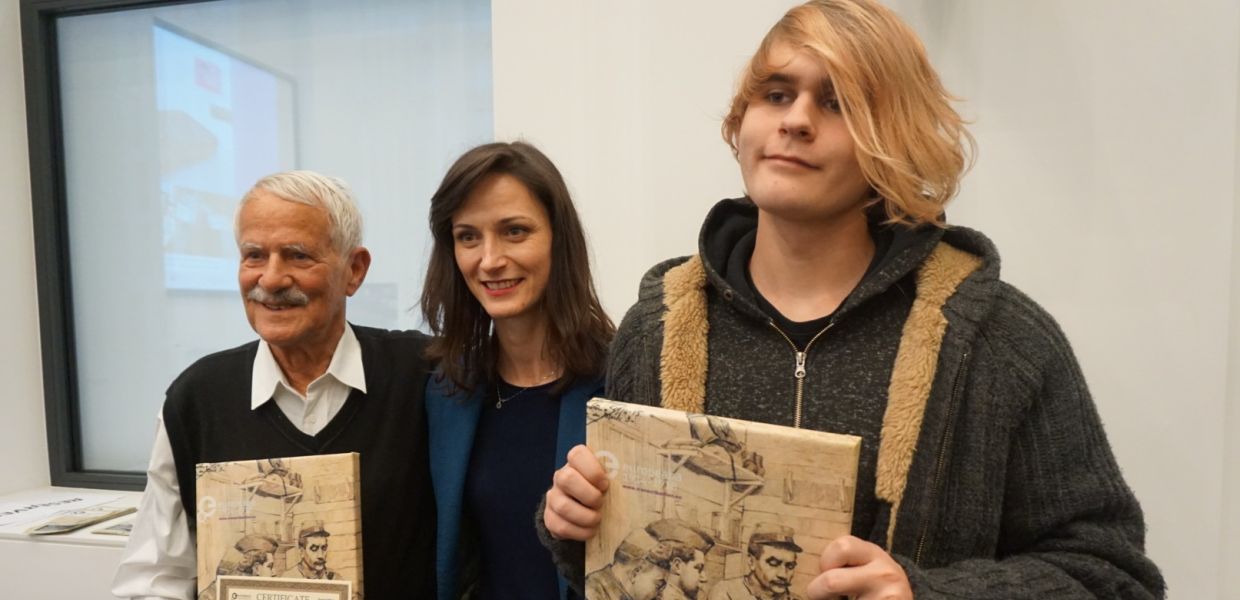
(246, 286), (310, 307)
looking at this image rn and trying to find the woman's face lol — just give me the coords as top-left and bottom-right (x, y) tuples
(451, 173), (554, 327)
(736, 42), (871, 224)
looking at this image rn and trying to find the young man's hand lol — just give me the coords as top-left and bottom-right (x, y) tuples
(806, 535), (912, 600)
(543, 444), (610, 540)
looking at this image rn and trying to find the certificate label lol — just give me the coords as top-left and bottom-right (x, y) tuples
(217, 575), (352, 600)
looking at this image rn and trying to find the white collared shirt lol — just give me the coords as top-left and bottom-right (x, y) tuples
(111, 325), (365, 600)
(251, 323), (367, 434)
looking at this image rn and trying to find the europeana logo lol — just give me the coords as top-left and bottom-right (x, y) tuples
(197, 495), (216, 522)
(595, 450), (620, 479)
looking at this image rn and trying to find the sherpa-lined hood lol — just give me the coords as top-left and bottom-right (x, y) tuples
(658, 197), (1007, 548)
(694, 197), (981, 324)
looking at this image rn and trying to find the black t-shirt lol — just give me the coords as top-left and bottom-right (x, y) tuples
(742, 227), (893, 348)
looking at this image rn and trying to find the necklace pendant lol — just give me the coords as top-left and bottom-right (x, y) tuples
(495, 399), (503, 409)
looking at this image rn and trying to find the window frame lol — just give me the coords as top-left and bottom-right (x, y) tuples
(22, 0), (213, 491)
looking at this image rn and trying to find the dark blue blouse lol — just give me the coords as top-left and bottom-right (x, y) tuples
(464, 378), (562, 600)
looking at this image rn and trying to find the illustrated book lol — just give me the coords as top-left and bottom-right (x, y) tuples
(195, 452), (361, 600)
(23, 502), (135, 535)
(585, 398), (861, 599)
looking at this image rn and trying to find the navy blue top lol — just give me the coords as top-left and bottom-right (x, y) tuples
(464, 378), (562, 600)
(427, 371), (600, 600)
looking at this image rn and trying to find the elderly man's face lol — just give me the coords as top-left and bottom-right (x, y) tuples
(237, 190), (368, 354)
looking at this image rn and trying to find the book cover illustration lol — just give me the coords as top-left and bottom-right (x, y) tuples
(195, 452), (361, 600)
(585, 399), (861, 600)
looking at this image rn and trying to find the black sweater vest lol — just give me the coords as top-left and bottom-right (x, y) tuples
(163, 325), (435, 599)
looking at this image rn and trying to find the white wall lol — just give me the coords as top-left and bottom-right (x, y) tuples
(494, 1), (1240, 598)
(0, 0), (49, 495)
(492, 0), (790, 318)
(0, 538), (124, 599)
(1225, 10), (1240, 592)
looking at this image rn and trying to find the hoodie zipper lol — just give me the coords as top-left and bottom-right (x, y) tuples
(913, 350), (968, 564)
(767, 320), (834, 428)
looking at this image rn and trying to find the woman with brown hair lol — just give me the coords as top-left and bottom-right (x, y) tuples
(422, 141), (613, 600)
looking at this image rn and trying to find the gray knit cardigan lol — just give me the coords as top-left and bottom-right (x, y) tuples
(539, 200), (1164, 599)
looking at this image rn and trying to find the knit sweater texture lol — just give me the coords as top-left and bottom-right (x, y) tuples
(541, 198), (1164, 599)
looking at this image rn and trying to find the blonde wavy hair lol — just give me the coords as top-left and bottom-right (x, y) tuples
(722, 0), (974, 227)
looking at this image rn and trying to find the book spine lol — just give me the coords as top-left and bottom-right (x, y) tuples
(351, 452), (364, 600)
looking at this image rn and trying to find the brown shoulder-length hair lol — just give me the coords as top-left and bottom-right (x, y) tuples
(722, 0), (975, 227)
(420, 141), (615, 393)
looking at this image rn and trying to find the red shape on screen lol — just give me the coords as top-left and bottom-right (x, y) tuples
(195, 58), (222, 93)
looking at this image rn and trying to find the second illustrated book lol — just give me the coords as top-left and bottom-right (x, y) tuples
(585, 398), (861, 600)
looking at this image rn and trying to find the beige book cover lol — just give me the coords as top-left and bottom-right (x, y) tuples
(195, 452), (361, 600)
(585, 398), (861, 600)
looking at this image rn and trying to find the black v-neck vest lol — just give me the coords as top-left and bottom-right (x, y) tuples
(162, 325), (436, 599)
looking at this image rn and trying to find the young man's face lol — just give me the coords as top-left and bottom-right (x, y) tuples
(748, 545), (797, 594)
(736, 41), (871, 225)
(672, 550), (708, 597)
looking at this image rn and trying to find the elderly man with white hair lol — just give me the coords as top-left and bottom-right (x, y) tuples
(112, 171), (435, 600)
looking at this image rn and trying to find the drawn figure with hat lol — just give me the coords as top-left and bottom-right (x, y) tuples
(645, 519), (715, 600)
(216, 534), (278, 578)
(585, 529), (674, 600)
(281, 520), (337, 580)
(708, 523), (802, 600)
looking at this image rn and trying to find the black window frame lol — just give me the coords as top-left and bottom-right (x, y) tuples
(22, 0), (211, 491)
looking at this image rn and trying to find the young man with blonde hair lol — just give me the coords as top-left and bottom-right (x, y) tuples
(542, 1), (1165, 598)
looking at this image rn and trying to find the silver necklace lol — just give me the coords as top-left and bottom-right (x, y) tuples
(495, 385), (528, 409)
(494, 369), (560, 409)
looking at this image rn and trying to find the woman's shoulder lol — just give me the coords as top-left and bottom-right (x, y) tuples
(567, 374), (606, 399)
(424, 368), (481, 405)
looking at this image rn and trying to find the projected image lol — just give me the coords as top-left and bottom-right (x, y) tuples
(154, 22), (296, 291)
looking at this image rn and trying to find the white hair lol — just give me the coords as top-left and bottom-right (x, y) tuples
(236, 170), (363, 254)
